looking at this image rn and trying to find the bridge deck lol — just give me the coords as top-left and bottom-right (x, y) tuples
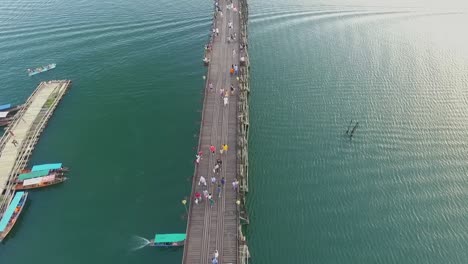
(183, 0), (241, 263)
(0, 80), (71, 212)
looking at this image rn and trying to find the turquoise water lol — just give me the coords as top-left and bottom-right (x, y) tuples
(2, 0), (468, 263)
(0, 0), (211, 263)
(248, 0), (468, 263)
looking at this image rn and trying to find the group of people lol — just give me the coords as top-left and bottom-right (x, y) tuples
(229, 64), (239, 75)
(191, 0), (244, 260)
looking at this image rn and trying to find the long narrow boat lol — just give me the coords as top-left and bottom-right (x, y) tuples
(20, 163), (69, 174)
(0, 104), (23, 112)
(0, 104), (23, 127)
(149, 233), (186, 247)
(0, 116), (15, 127)
(27, 63), (56, 76)
(0, 192), (28, 241)
(15, 174), (67, 190)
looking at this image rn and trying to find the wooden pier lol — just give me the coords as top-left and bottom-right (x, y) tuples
(0, 80), (71, 213)
(183, 0), (250, 262)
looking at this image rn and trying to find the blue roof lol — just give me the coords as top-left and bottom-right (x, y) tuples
(0, 192), (25, 232)
(31, 163), (62, 172)
(0, 104), (11, 111)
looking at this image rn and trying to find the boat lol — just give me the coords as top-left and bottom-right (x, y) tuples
(15, 173), (67, 190)
(27, 63), (56, 76)
(17, 169), (65, 181)
(0, 116), (15, 127)
(0, 104), (23, 112)
(149, 233), (186, 247)
(32, 163), (65, 172)
(0, 104), (23, 127)
(19, 163), (69, 174)
(0, 191), (28, 241)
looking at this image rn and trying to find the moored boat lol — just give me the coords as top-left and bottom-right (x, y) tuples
(0, 116), (15, 127)
(19, 163), (69, 174)
(0, 104), (23, 112)
(15, 174), (67, 190)
(27, 63), (56, 76)
(0, 104), (23, 127)
(31, 163), (65, 172)
(17, 169), (65, 181)
(0, 191), (28, 241)
(149, 233), (186, 247)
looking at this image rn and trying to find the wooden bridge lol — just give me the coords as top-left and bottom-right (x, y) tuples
(183, 0), (250, 263)
(0, 80), (71, 213)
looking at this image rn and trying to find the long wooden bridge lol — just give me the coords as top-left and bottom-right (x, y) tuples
(183, 0), (250, 263)
(0, 80), (71, 213)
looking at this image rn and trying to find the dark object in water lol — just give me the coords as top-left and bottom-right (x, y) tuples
(345, 119), (353, 134)
(350, 122), (359, 138)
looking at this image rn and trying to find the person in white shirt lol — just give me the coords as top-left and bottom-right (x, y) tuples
(199, 176), (207, 186)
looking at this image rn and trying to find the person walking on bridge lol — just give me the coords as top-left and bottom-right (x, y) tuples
(217, 184), (222, 198)
(199, 176), (207, 187)
(211, 176), (217, 185)
(210, 145), (216, 155)
(222, 144), (228, 154)
(209, 193), (214, 207)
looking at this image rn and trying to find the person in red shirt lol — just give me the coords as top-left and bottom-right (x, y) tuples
(210, 145), (216, 155)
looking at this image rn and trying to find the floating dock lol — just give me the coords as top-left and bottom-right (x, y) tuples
(0, 80), (71, 214)
(182, 0), (250, 262)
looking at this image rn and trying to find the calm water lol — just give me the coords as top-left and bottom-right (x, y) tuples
(248, 0), (468, 263)
(1, 0), (468, 263)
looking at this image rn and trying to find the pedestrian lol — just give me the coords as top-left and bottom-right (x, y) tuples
(223, 96), (228, 106)
(214, 250), (219, 259)
(232, 179), (239, 191)
(211, 176), (216, 185)
(215, 28), (219, 36)
(221, 177), (225, 187)
(203, 190), (209, 200)
(199, 176), (207, 186)
(12, 139), (18, 147)
(195, 154), (201, 164)
(234, 64), (238, 75)
(210, 145), (216, 155)
(213, 164), (220, 174)
(217, 184), (222, 198)
(195, 191), (201, 202)
(230, 85), (235, 95)
(216, 158), (222, 165)
(195, 198), (199, 205)
(229, 65), (234, 75)
(222, 144), (228, 153)
(209, 193), (214, 207)
(209, 82), (214, 92)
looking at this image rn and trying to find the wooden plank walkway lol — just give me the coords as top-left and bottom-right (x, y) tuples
(183, 0), (243, 263)
(0, 80), (71, 213)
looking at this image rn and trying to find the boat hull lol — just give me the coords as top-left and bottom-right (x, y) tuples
(149, 239), (185, 247)
(0, 192), (28, 242)
(15, 177), (67, 190)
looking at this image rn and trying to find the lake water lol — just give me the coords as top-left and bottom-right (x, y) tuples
(1, 0), (468, 263)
